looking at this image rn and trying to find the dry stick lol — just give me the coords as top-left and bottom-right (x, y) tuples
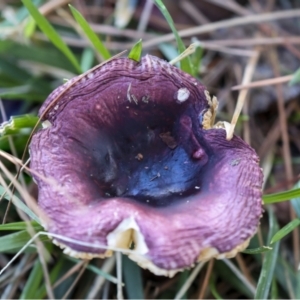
(47, 15), (155, 39)
(232, 75), (293, 91)
(0, 160), (48, 223)
(198, 260), (214, 299)
(192, 40), (255, 57)
(201, 37), (300, 47)
(52, 260), (86, 289)
(62, 261), (88, 300)
(269, 49), (299, 270)
(235, 253), (255, 286)
(174, 262), (205, 300)
(86, 256), (116, 299)
(34, 31), (300, 51)
(143, 9), (300, 48)
(226, 51), (260, 140)
(284, 42), (300, 60)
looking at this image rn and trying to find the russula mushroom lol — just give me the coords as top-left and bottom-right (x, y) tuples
(29, 55), (263, 277)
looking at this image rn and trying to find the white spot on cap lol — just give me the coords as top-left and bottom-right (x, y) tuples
(42, 120), (52, 128)
(176, 88), (190, 103)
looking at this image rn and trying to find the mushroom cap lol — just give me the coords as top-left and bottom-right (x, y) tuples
(29, 55), (263, 277)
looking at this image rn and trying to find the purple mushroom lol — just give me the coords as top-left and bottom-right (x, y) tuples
(29, 55), (263, 276)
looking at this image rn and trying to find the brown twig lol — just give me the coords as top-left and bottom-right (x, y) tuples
(227, 51), (260, 140)
(62, 261), (88, 299)
(198, 260), (214, 299)
(231, 75), (293, 91)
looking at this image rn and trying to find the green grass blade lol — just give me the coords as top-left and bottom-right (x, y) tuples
(291, 181), (300, 218)
(271, 278), (278, 299)
(69, 5), (111, 60)
(270, 218), (300, 244)
(0, 185), (40, 223)
(263, 188), (300, 204)
(123, 255), (144, 299)
(296, 271), (300, 299)
(242, 246), (272, 254)
(0, 231), (47, 252)
(20, 259), (43, 299)
(209, 274), (223, 300)
(177, 270), (189, 299)
(35, 257), (67, 299)
(0, 115), (39, 138)
(23, 16), (36, 38)
(0, 221), (42, 231)
(80, 47), (94, 72)
(275, 257), (297, 298)
(289, 68), (300, 85)
(128, 39), (143, 62)
(255, 207), (280, 299)
(191, 46), (203, 77)
(154, 0), (193, 74)
(21, 0), (81, 73)
(0, 40), (78, 72)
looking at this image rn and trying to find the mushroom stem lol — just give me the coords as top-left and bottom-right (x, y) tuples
(169, 43), (196, 65)
(226, 51), (260, 140)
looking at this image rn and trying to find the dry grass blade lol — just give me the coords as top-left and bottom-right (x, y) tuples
(86, 256), (116, 299)
(231, 75), (293, 91)
(198, 259), (214, 299)
(174, 262), (205, 300)
(169, 43), (196, 65)
(0, 161), (54, 298)
(0, 159), (47, 223)
(143, 9), (300, 48)
(62, 261), (88, 299)
(52, 260), (87, 289)
(193, 40), (255, 57)
(226, 51), (260, 140)
(223, 259), (256, 296)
